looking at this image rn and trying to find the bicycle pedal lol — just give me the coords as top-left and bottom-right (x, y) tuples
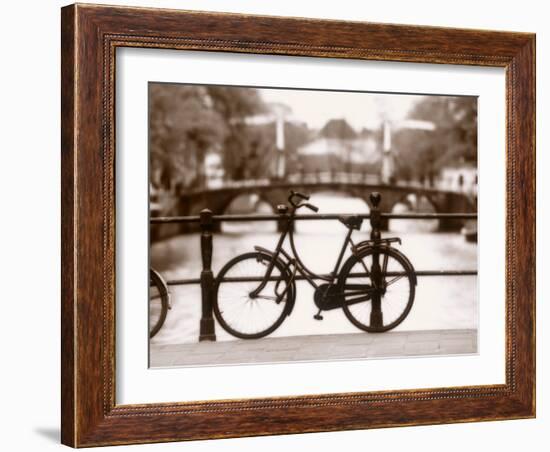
(313, 314), (324, 321)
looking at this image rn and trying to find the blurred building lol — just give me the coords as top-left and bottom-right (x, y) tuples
(437, 161), (478, 197)
(296, 119), (380, 174)
(204, 151), (225, 188)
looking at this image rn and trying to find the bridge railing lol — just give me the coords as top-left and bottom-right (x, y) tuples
(150, 197), (477, 342)
(198, 172), (382, 192)
(192, 171), (473, 193)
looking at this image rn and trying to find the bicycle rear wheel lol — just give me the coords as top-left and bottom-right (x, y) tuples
(214, 252), (292, 339)
(149, 268), (169, 338)
(338, 247), (415, 332)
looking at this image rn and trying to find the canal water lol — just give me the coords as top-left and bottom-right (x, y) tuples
(150, 193), (477, 345)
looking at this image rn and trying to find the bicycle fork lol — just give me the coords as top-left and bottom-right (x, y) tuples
(249, 253), (296, 305)
(274, 259), (297, 303)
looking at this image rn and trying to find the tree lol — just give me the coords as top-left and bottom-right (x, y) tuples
(204, 86), (266, 181)
(281, 121), (312, 175)
(149, 84), (227, 190)
(149, 84), (267, 190)
(392, 96), (477, 180)
(319, 118), (357, 139)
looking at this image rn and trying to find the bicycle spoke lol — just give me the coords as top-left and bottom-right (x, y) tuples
(255, 294), (278, 301)
(357, 256), (371, 279)
(385, 274), (406, 287)
(381, 252), (389, 283)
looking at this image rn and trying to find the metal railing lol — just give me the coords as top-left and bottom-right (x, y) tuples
(150, 196), (477, 341)
(152, 212), (476, 224)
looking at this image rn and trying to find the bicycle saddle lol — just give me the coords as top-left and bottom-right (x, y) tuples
(338, 215), (363, 230)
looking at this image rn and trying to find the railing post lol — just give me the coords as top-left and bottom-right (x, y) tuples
(369, 192), (383, 329)
(199, 209), (216, 342)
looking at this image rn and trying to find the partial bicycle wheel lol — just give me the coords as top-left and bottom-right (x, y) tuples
(338, 247), (415, 332)
(149, 268), (169, 338)
(214, 252), (292, 339)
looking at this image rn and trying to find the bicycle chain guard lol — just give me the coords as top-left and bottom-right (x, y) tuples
(313, 284), (344, 311)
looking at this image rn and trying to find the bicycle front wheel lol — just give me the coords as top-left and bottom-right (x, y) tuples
(338, 247), (415, 332)
(214, 252), (292, 339)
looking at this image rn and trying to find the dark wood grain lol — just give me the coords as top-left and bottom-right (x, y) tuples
(61, 3), (535, 447)
(60, 5), (76, 446)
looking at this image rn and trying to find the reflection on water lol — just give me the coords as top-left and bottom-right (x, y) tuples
(150, 193), (477, 345)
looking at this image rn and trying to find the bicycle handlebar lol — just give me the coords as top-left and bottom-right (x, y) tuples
(288, 190), (309, 206)
(303, 203), (319, 213)
(288, 191), (318, 212)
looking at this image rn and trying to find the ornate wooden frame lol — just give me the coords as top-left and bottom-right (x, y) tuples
(61, 3), (535, 447)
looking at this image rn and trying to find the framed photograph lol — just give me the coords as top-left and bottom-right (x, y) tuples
(61, 3), (535, 447)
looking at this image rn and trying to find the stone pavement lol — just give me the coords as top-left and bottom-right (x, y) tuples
(150, 329), (477, 368)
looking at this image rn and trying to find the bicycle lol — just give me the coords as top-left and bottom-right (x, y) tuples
(149, 268), (171, 338)
(213, 190), (417, 339)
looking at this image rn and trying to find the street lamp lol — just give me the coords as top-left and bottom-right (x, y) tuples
(241, 102), (293, 179)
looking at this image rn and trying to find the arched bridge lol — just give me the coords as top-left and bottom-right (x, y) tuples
(174, 173), (476, 232)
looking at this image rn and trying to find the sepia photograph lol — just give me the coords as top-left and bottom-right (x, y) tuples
(148, 83), (478, 368)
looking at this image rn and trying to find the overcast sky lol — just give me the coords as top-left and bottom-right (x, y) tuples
(259, 87), (428, 131)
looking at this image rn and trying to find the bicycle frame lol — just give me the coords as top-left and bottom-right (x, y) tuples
(249, 207), (356, 297)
